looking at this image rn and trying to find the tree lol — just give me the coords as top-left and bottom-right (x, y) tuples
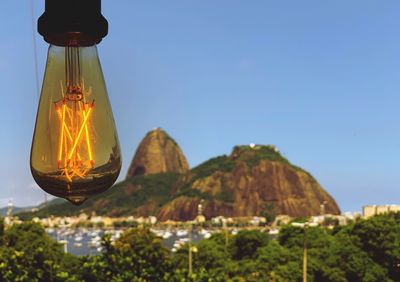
(231, 230), (269, 260)
(260, 204), (276, 223)
(347, 214), (400, 280)
(0, 222), (80, 282)
(81, 228), (172, 281)
(256, 240), (301, 281)
(329, 233), (389, 282)
(277, 224), (389, 282)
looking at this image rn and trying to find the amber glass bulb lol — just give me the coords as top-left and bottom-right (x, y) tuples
(31, 45), (121, 205)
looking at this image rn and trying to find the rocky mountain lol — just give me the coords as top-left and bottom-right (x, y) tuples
(126, 128), (189, 178)
(156, 145), (340, 220)
(20, 134), (340, 220)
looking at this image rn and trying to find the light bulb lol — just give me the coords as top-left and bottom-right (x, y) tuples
(31, 44), (121, 205)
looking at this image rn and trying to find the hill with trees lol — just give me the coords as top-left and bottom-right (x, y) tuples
(19, 129), (340, 220)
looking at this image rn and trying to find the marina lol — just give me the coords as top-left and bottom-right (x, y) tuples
(46, 227), (215, 256)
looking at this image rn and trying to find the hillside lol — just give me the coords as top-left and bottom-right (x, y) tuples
(19, 142), (340, 220)
(0, 206), (33, 216)
(157, 144), (340, 220)
(126, 128), (189, 178)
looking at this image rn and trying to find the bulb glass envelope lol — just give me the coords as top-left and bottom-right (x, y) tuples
(31, 45), (121, 205)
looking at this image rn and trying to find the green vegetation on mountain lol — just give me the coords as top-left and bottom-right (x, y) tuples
(19, 173), (180, 219)
(174, 183), (213, 201)
(18, 129), (340, 220)
(232, 145), (289, 166)
(191, 156), (235, 179)
(231, 145), (314, 177)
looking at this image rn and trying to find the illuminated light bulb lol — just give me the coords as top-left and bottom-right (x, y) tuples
(31, 0), (121, 205)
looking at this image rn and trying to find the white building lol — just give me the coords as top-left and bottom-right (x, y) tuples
(363, 205), (400, 218)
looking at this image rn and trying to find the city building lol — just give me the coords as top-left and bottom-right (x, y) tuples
(363, 205), (400, 218)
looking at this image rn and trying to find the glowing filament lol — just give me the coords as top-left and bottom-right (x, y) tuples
(55, 83), (94, 181)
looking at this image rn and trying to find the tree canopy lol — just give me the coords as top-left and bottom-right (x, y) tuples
(0, 213), (399, 281)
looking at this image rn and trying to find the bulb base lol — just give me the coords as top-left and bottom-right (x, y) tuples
(38, 0), (108, 46)
(66, 196), (88, 206)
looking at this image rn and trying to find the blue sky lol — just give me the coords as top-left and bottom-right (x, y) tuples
(1, 0), (400, 211)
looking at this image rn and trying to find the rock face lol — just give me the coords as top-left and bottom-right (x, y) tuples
(32, 143), (340, 221)
(156, 145), (340, 220)
(126, 128), (189, 178)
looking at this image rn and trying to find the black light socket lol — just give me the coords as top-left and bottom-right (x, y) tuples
(38, 0), (108, 46)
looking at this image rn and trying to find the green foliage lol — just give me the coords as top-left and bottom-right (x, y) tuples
(175, 184), (213, 200)
(322, 216), (339, 227)
(256, 241), (299, 280)
(112, 220), (138, 228)
(324, 233), (389, 282)
(290, 217), (309, 224)
(1, 215), (400, 281)
(190, 145), (312, 181)
(0, 217), (4, 238)
(123, 173), (180, 211)
(19, 173), (180, 219)
(215, 180), (234, 203)
(232, 145), (290, 167)
(278, 223), (392, 282)
(0, 222), (80, 282)
(171, 233), (236, 281)
(278, 225), (307, 248)
(191, 155), (235, 179)
(81, 228), (172, 282)
(260, 204), (276, 223)
(347, 214), (400, 280)
(231, 230), (269, 260)
(232, 145), (314, 178)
